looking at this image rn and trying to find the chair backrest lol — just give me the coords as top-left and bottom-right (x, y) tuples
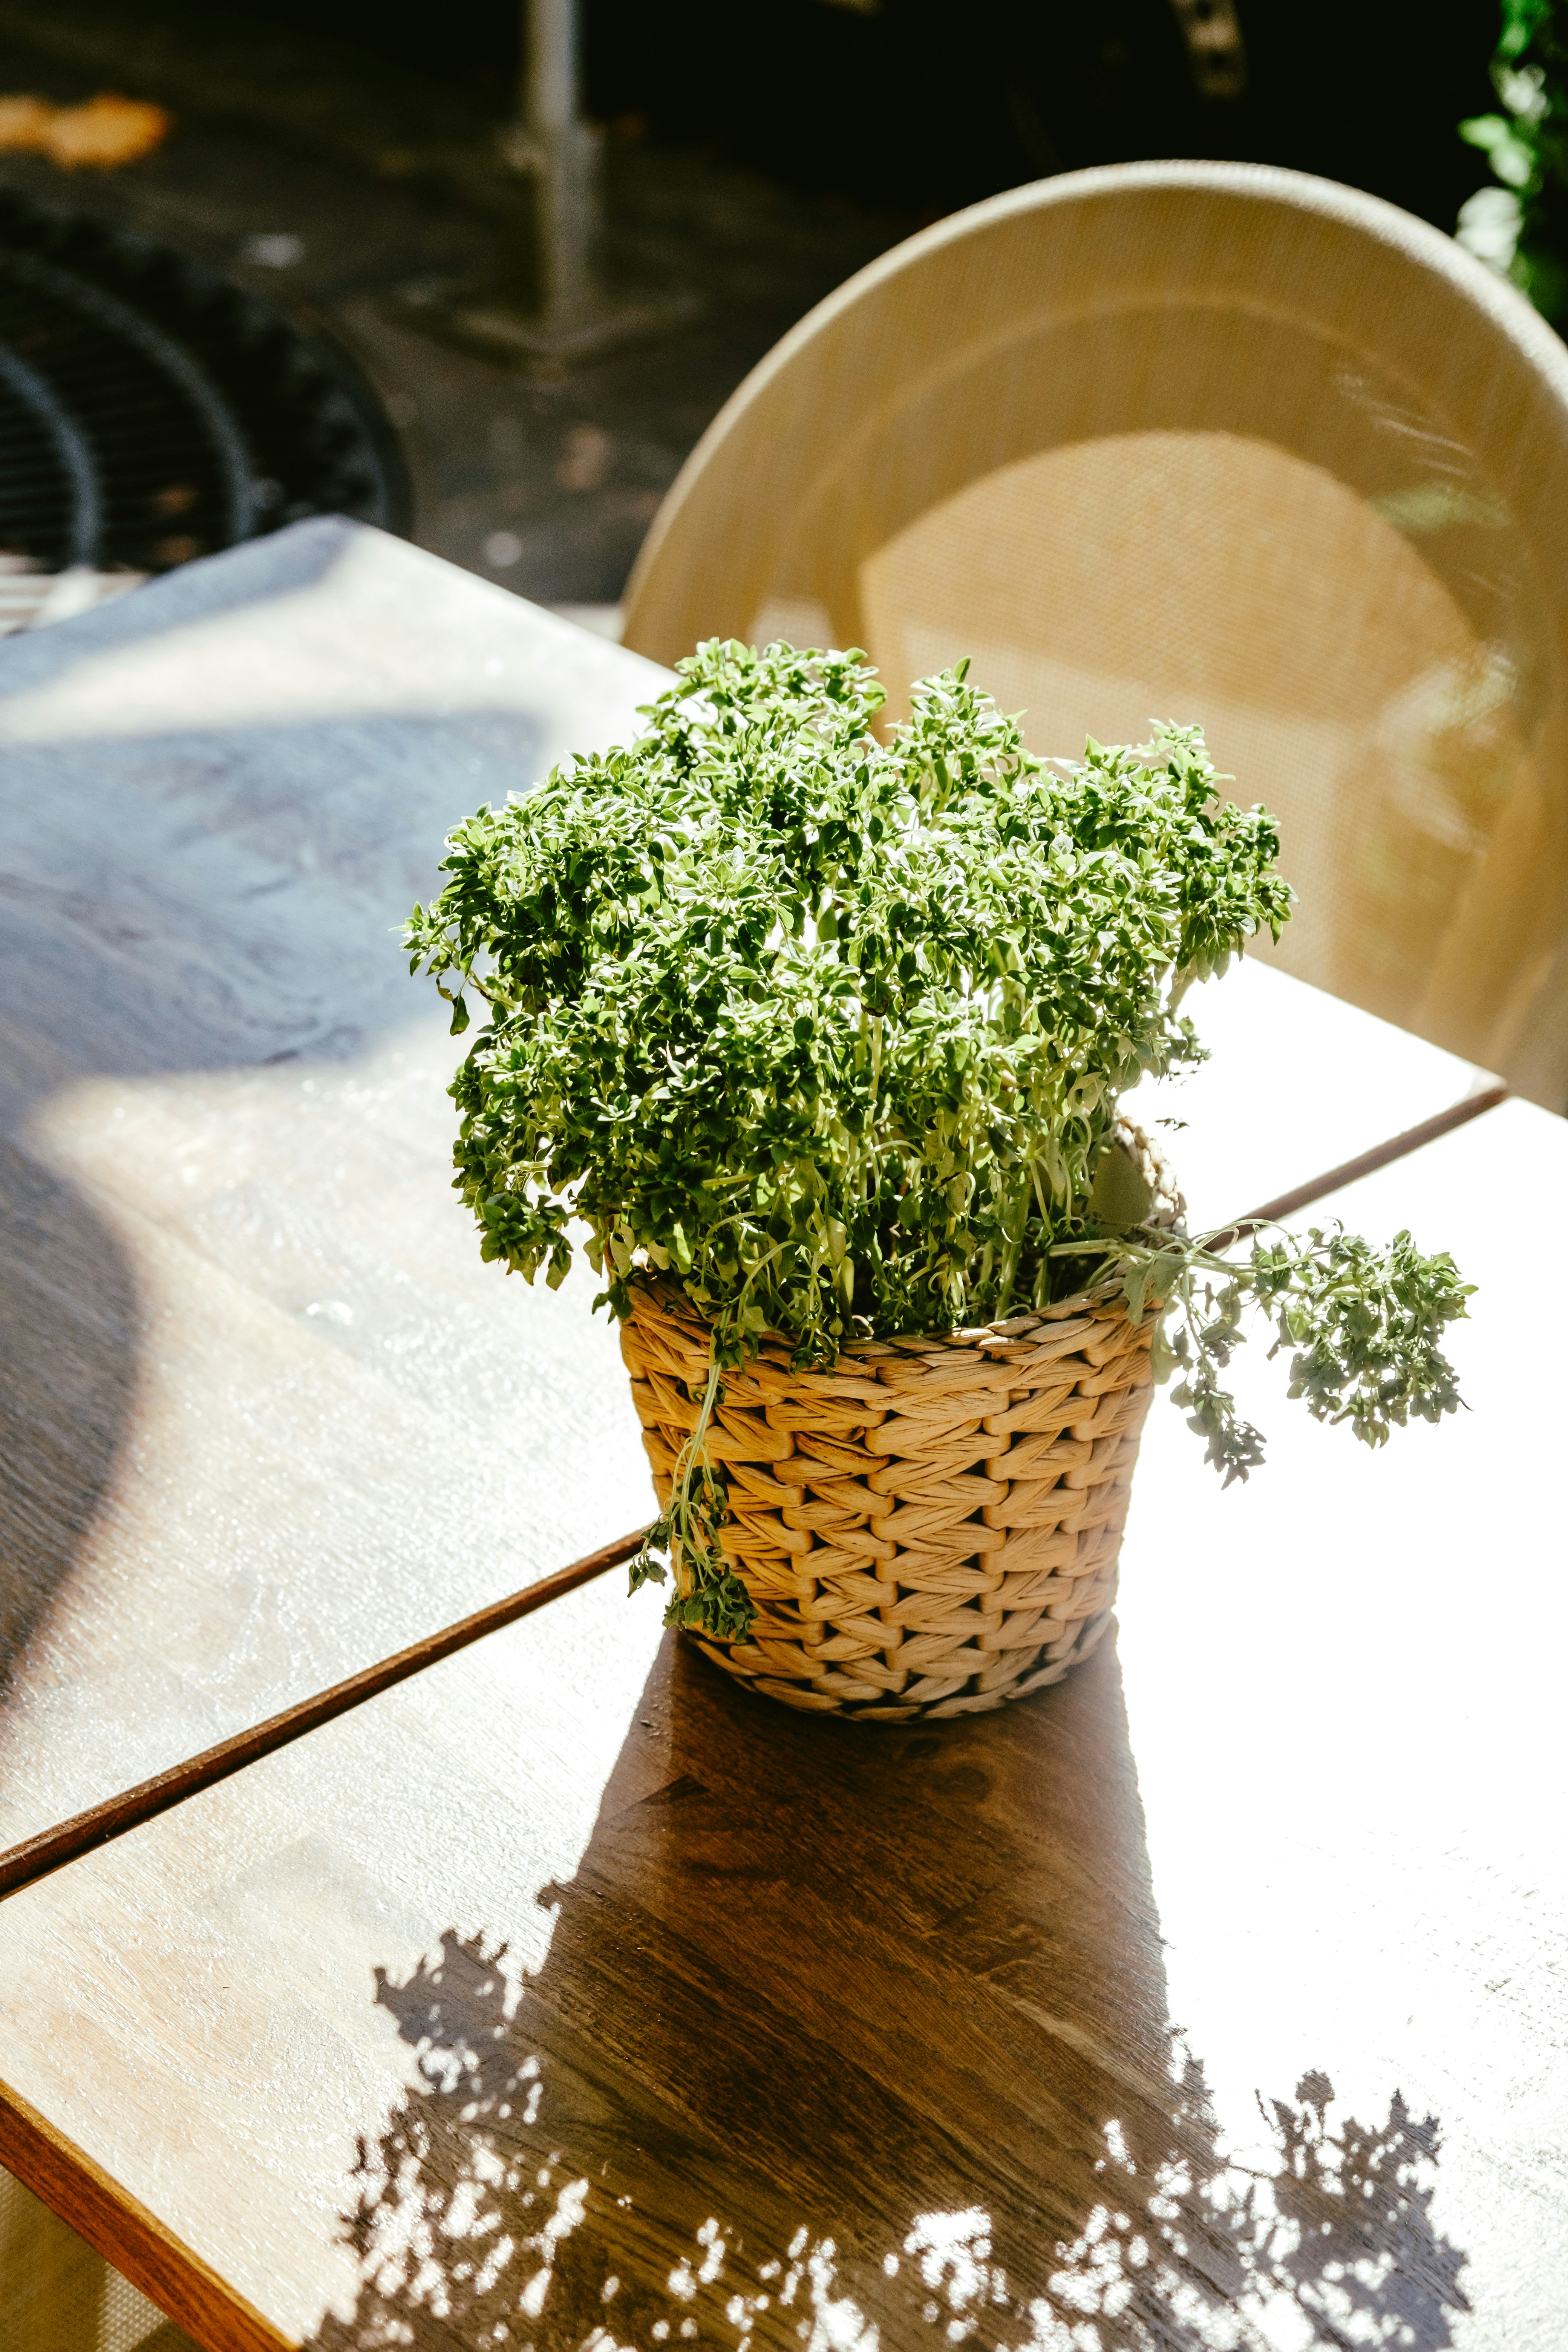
(623, 162), (1568, 1109)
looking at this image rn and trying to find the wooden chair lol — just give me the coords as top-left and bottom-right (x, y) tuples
(624, 162), (1568, 1108)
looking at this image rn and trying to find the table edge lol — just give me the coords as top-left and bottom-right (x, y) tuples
(0, 2072), (292, 2352)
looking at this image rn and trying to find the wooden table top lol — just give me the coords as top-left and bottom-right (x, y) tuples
(1, 1090), (1559, 2352)
(0, 519), (667, 1854)
(1123, 952), (1497, 1231)
(0, 516), (1499, 1866)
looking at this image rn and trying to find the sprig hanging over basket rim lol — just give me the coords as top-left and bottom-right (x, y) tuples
(404, 637), (1473, 1643)
(626, 1204), (1475, 1637)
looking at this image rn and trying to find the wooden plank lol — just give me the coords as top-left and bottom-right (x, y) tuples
(1123, 949), (1502, 1234)
(0, 1524), (646, 1901)
(1215, 1078), (1510, 1245)
(1113, 1093), (1568, 2348)
(0, 518), (669, 1850)
(0, 516), (1502, 1861)
(2, 1083), (1505, 1906)
(0, 1096), (1559, 2349)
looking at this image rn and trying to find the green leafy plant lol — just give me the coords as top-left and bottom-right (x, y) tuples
(1458, 0), (1568, 324)
(406, 641), (1472, 1638)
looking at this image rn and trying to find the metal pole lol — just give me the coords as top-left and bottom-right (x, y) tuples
(413, 0), (689, 364)
(521, 0), (600, 320)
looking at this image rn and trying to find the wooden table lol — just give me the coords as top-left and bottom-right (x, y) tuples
(0, 514), (1496, 1869)
(0, 522), (1548, 2351)
(0, 518), (666, 1856)
(0, 517), (1498, 1863)
(2, 1099), (1562, 2352)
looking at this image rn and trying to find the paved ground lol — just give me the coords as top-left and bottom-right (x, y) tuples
(0, 0), (914, 615)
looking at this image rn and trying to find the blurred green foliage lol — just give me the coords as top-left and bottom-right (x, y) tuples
(1459, 0), (1568, 323)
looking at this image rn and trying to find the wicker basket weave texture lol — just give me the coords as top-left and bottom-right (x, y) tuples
(620, 1280), (1156, 1723)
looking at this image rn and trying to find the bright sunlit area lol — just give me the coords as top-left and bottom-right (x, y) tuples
(0, 5), (1564, 2350)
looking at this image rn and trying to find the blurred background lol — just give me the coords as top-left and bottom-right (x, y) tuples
(0, 0), (1550, 629)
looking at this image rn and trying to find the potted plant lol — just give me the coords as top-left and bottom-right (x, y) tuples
(406, 642), (1470, 1721)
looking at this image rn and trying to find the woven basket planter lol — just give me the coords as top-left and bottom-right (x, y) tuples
(620, 1263), (1162, 1724)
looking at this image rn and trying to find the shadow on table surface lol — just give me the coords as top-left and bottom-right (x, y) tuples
(303, 1633), (1471, 2352)
(0, 1137), (138, 1704)
(0, 516), (618, 1815)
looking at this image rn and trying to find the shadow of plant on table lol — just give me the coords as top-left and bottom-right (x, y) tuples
(303, 1637), (1470, 2352)
(308, 1953), (1470, 2351)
